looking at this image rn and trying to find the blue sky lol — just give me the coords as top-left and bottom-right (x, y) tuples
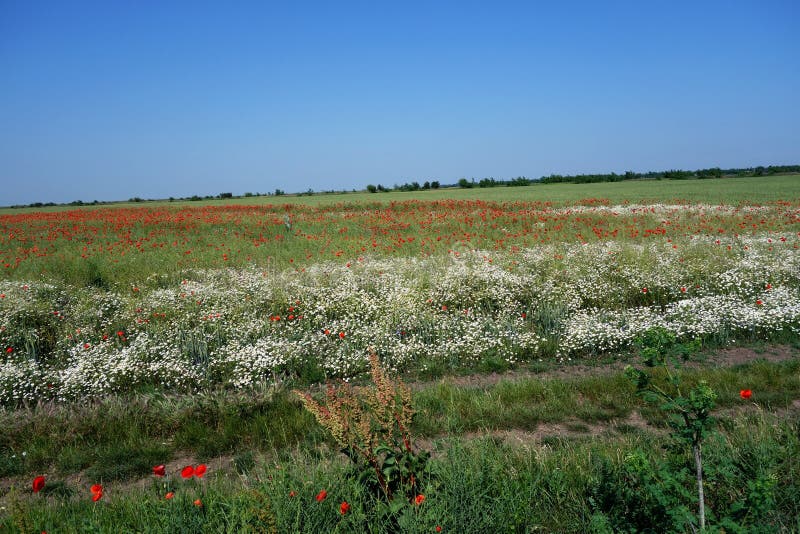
(1, 1), (798, 205)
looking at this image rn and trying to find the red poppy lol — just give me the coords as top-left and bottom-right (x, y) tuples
(740, 389), (752, 400)
(165, 491), (175, 500)
(117, 331), (124, 337)
(195, 464), (207, 478)
(680, 286), (686, 293)
(339, 332), (345, 339)
(316, 489), (327, 502)
(756, 299), (763, 306)
(289, 490), (296, 498)
(90, 484), (103, 501)
(5, 347), (12, 354)
(436, 527), (443, 532)
(415, 494), (425, 505)
(152, 464), (166, 477)
(641, 287), (648, 293)
(194, 498), (203, 507)
(340, 501), (351, 515)
(32, 475), (45, 493)
(181, 465), (195, 478)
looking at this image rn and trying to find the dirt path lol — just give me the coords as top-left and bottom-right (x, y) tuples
(411, 343), (799, 391)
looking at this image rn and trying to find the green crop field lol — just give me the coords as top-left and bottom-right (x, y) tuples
(2, 175), (800, 532)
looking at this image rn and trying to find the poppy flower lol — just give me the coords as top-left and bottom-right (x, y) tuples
(90, 484), (103, 501)
(195, 464), (207, 478)
(181, 465), (195, 478)
(5, 347), (12, 354)
(414, 494), (425, 505)
(436, 527), (443, 533)
(316, 489), (327, 502)
(641, 287), (648, 293)
(289, 490), (296, 498)
(756, 299), (763, 306)
(340, 501), (350, 515)
(194, 499), (203, 507)
(165, 492), (175, 500)
(740, 389), (752, 400)
(32, 475), (45, 493)
(339, 332), (345, 339)
(152, 464), (166, 477)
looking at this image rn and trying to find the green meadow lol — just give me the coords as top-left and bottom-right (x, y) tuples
(1, 175), (800, 532)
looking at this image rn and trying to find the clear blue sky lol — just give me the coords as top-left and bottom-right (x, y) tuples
(1, 1), (798, 205)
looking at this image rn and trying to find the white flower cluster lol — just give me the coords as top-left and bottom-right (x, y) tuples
(1, 231), (798, 405)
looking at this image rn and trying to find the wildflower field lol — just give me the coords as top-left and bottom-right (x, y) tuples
(2, 175), (800, 532)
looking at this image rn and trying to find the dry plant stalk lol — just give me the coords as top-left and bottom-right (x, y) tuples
(294, 353), (416, 499)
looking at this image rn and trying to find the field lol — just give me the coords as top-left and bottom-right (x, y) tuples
(2, 175), (800, 532)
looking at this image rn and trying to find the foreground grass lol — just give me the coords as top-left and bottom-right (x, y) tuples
(4, 410), (799, 532)
(2, 346), (799, 531)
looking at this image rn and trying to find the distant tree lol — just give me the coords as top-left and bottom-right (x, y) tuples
(430, 181), (440, 189)
(366, 184), (378, 193)
(458, 178), (473, 188)
(377, 184), (387, 192)
(219, 192), (233, 199)
(274, 189), (285, 196)
(422, 181), (431, 190)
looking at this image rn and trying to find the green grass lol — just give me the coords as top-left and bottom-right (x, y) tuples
(5, 412), (798, 532)
(2, 350), (799, 532)
(3, 354), (798, 481)
(2, 177), (800, 530)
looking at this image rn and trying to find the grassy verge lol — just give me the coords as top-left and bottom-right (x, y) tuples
(4, 409), (799, 532)
(3, 347), (798, 478)
(2, 344), (799, 531)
